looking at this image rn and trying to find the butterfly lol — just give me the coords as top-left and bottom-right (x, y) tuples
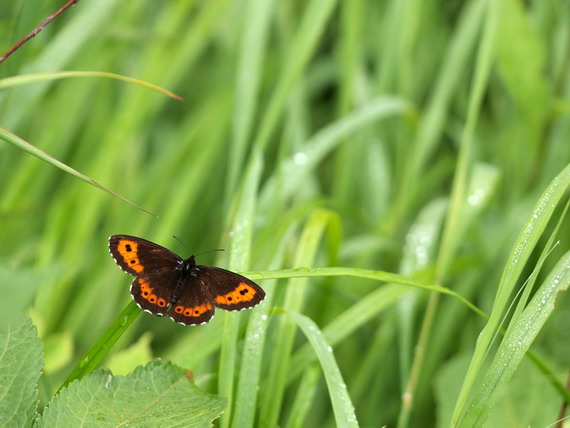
(108, 235), (265, 326)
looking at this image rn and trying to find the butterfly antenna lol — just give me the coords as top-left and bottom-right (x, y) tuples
(194, 248), (225, 257)
(172, 235), (188, 252)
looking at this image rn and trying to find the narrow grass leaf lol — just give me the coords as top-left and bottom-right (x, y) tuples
(0, 127), (156, 217)
(249, 267), (481, 315)
(260, 209), (336, 427)
(288, 284), (408, 381)
(286, 365), (320, 428)
(287, 311), (359, 428)
(253, 0), (338, 151)
(218, 151), (262, 428)
(0, 71), (183, 100)
(261, 96), (410, 204)
(60, 301), (140, 389)
(227, 0), (275, 195)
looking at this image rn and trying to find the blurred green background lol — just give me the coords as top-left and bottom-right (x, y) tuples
(1, 0), (569, 427)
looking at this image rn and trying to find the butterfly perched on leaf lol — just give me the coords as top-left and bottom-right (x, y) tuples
(108, 235), (265, 326)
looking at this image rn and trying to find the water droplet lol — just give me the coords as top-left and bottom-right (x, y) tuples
(293, 152), (308, 165)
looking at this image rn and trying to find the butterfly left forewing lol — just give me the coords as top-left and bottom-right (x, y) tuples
(199, 266), (265, 311)
(109, 235), (181, 276)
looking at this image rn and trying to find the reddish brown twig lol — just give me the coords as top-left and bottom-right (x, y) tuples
(0, 0), (80, 64)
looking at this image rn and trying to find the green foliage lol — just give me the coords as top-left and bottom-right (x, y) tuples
(1, 0), (569, 427)
(0, 317), (42, 428)
(38, 361), (226, 428)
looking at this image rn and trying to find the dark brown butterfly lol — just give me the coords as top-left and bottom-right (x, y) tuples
(108, 235), (265, 326)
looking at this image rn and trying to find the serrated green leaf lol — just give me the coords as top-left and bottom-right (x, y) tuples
(39, 360), (227, 428)
(0, 316), (43, 428)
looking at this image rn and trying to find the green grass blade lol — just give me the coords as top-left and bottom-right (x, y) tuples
(226, 0), (275, 196)
(261, 96), (411, 204)
(286, 310), (359, 428)
(260, 209), (336, 427)
(285, 365), (320, 428)
(0, 127), (156, 217)
(218, 151), (263, 428)
(288, 284), (409, 381)
(0, 71), (182, 100)
(252, 0), (338, 151)
(60, 302), (140, 390)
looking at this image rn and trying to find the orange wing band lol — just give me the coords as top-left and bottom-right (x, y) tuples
(214, 282), (258, 306)
(117, 240), (144, 273)
(174, 303), (213, 318)
(138, 278), (167, 307)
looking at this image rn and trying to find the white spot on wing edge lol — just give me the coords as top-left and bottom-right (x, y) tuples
(223, 296), (266, 312)
(168, 314), (214, 327)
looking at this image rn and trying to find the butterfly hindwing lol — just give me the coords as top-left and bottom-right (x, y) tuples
(198, 266), (266, 311)
(167, 278), (215, 326)
(109, 235), (181, 276)
(130, 271), (179, 316)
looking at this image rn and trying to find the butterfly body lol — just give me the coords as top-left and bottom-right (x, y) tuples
(108, 235), (265, 326)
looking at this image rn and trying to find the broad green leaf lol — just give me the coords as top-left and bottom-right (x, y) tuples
(40, 360), (227, 428)
(0, 316), (43, 428)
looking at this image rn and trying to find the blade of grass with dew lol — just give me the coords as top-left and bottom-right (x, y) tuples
(460, 251), (570, 427)
(249, 267), (472, 307)
(231, 282), (274, 427)
(0, 126), (156, 217)
(226, 0), (274, 197)
(506, 200), (570, 338)
(252, 0), (338, 151)
(259, 209), (338, 427)
(451, 161), (570, 425)
(286, 310), (359, 428)
(218, 150), (263, 428)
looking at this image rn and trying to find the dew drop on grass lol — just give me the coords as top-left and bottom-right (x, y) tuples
(79, 356), (89, 368)
(293, 152), (308, 165)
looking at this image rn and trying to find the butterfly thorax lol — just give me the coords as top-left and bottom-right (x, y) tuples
(175, 255), (197, 273)
(171, 256), (199, 304)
